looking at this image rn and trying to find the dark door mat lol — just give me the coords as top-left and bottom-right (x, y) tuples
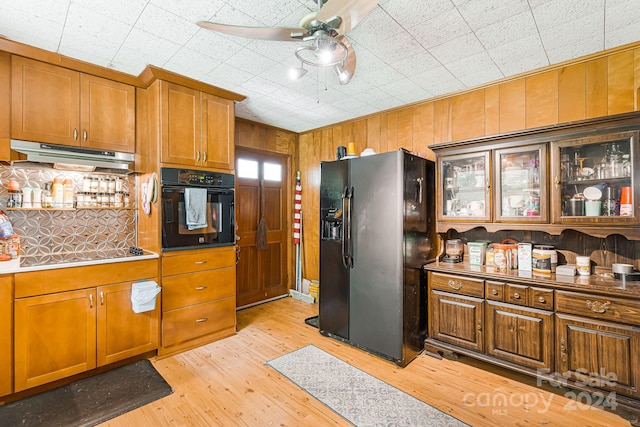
(305, 315), (319, 328)
(0, 359), (173, 427)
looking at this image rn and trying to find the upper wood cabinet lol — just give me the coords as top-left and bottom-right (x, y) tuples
(161, 81), (234, 171)
(11, 56), (135, 153)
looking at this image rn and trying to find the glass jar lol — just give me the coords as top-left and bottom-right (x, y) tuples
(98, 177), (107, 193)
(115, 191), (124, 207)
(82, 176), (92, 193)
(114, 176), (123, 192)
(107, 177), (115, 194)
(90, 177), (99, 194)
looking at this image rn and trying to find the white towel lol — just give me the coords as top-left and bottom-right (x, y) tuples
(185, 187), (208, 230)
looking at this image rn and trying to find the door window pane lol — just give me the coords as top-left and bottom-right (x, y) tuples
(237, 158), (258, 179)
(264, 162), (282, 182)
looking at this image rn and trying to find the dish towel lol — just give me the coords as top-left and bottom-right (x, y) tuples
(184, 187), (208, 230)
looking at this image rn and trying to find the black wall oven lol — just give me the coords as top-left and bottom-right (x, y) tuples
(161, 168), (235, 251)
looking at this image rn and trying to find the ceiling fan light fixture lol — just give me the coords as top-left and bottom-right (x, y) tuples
(334, 64), (352, 85)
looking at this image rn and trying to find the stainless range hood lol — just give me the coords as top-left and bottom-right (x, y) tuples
(10, 140), (135, 173)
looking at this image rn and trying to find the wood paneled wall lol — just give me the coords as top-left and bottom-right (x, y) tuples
(299, 43), (640, 282)
(234, 119), (299, 290)
(0, 52), (11, 159)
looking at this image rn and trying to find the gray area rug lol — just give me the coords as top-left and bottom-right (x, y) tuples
(266, 345), (468, 426)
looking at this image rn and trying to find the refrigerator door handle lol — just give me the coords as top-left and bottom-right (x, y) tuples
(346, 186), (354, 268)
(341, 186), (349, 269)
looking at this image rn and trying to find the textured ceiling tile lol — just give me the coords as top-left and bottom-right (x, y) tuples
(57, 45), (113, 68)
(73, 0), (147, 25)
(225, 48), (277, 74)
(532, 0), (604, 32)
(410, 66), (464, 95)
(240, 75), (284, 96)
(246, 39), (298, 62)
(203, 62), (255, 88)
(162, 48), (220, 80)
(149, 0), (226, 22)
(390, 51), (441, 76)
(110, 45), (163, 75)
(65, 3), (132, 46)
(59, 27), (122, 61)
(605, 0), (640, 48)
(429, 33), (484, 65)
(546, 34), (603, 63)
(539, 12), (604, 54)
(474, 11), (538, 50)
(488, 34), (549, 76)
(411, 8), (471, 49)
(381, 0), (456, 29)
(4, 0), (70, 25)
(231, 0), (308, 27)
(446, 51), (504, 87)
(118, 28), (183, 67)
(0, 8), (64, 50)
(358, 64), (405, 86)
(186, 29), (245, 60)
(134, 3), (199, 45)
(456, 0), (530, 30)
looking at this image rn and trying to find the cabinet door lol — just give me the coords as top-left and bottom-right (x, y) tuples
(556, 313), (640, 398)
(494, 144), (548, 223)
(428, 289), (484, 352)
(202, 93), (234, 171)
(14, 289), (96, 391)
(0, 275), (12, 397)
(437, 151), (491, 222)
(550, 131), (639, 225)
(80, 74), (135, 153)
(96, 282), (159, 367)
(161, 82), (200, 167)
(486, 301), (554, 371)
(11, 56), (80, 146)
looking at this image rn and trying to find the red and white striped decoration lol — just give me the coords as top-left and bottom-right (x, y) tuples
(293, 174), (302, 244)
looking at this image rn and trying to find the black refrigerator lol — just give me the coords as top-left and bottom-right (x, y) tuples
(319, 149), (437, 366)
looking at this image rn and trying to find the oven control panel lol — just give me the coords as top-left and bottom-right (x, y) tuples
(161, 168), (234, 188)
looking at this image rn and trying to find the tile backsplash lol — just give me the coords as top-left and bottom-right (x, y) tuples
(0, 164), (136, 258)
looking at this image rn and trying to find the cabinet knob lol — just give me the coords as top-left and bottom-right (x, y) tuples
(447, 279), (462, 290)
(538, 296), (546, 303)
(100, 291), (104, 305)
(513, 292), (521, 300)
(554, 176), (560, 187)
(195, 317), (208, 323)
(73, 128), (78, 141)
(195, 286), (207, 291)
(89, 293), (93, 308)
(195, 260), (208, 265)
(492, 289), (498, 296)
(477, 318), (482, 331)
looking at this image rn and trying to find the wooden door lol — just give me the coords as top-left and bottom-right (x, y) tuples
(0, 275), (12, 397)
(486, 301), (554, 371)
(14, 289), (96, 391)
(202, 93), (234, 171)
(161, 81), (200, 167)
(235, 149), (289, 307)
(556, 313), (640, 398)
(11, 56), (81, 146)
(81, 74), (135, 153)
(97, 282), (159, 367)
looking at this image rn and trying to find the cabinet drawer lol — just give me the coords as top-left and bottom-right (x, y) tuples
(162, 297), (236, 347)
(162, 267), (235, 311)
(486, 281), (504, 301)
(530, 287), (553, 310)
(430, 272), (484, 297)
(162, 247), (235, 276)
(556, 291), (640, 324)
(505, 284), (528, 306)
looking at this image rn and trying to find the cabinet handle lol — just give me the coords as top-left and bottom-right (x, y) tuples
(89, 293), (93, 308)
(194, 260), (208, 265)
(538, 296), (546, 304)
(491, 289), (498, 296)
(586, 300), (610, 314)
(203, 151), (207, 162)
(196, 151), (201, 162)
(73, 128), (78, 141)
(195, 317), (208, 323)
(513, 292), (521, 300)
(100, 291), (104, 305)
(477, 319), (482, 332)
(447, 279), (462, 290)
(195, 286), (207, 290)
(554, 176), (560, 187)
(560, 337), (567, 362)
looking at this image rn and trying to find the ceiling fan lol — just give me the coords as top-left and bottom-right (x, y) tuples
(197, 0), (380, 85)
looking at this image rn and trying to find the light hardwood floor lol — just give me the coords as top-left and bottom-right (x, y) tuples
(103, 297), (629, 426)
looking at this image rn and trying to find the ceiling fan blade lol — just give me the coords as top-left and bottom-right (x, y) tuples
(317, 0), (379, 33)
(335, 35), (356, 84)
(197, 21), (307, 41)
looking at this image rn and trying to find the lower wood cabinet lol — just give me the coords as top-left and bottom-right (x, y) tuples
(0, 275), (13, 397)
(13, 260), (159, 392)
(159, 246), (236, 358)
(486, 301), (553, 370)
(429, 290), (484, 352)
